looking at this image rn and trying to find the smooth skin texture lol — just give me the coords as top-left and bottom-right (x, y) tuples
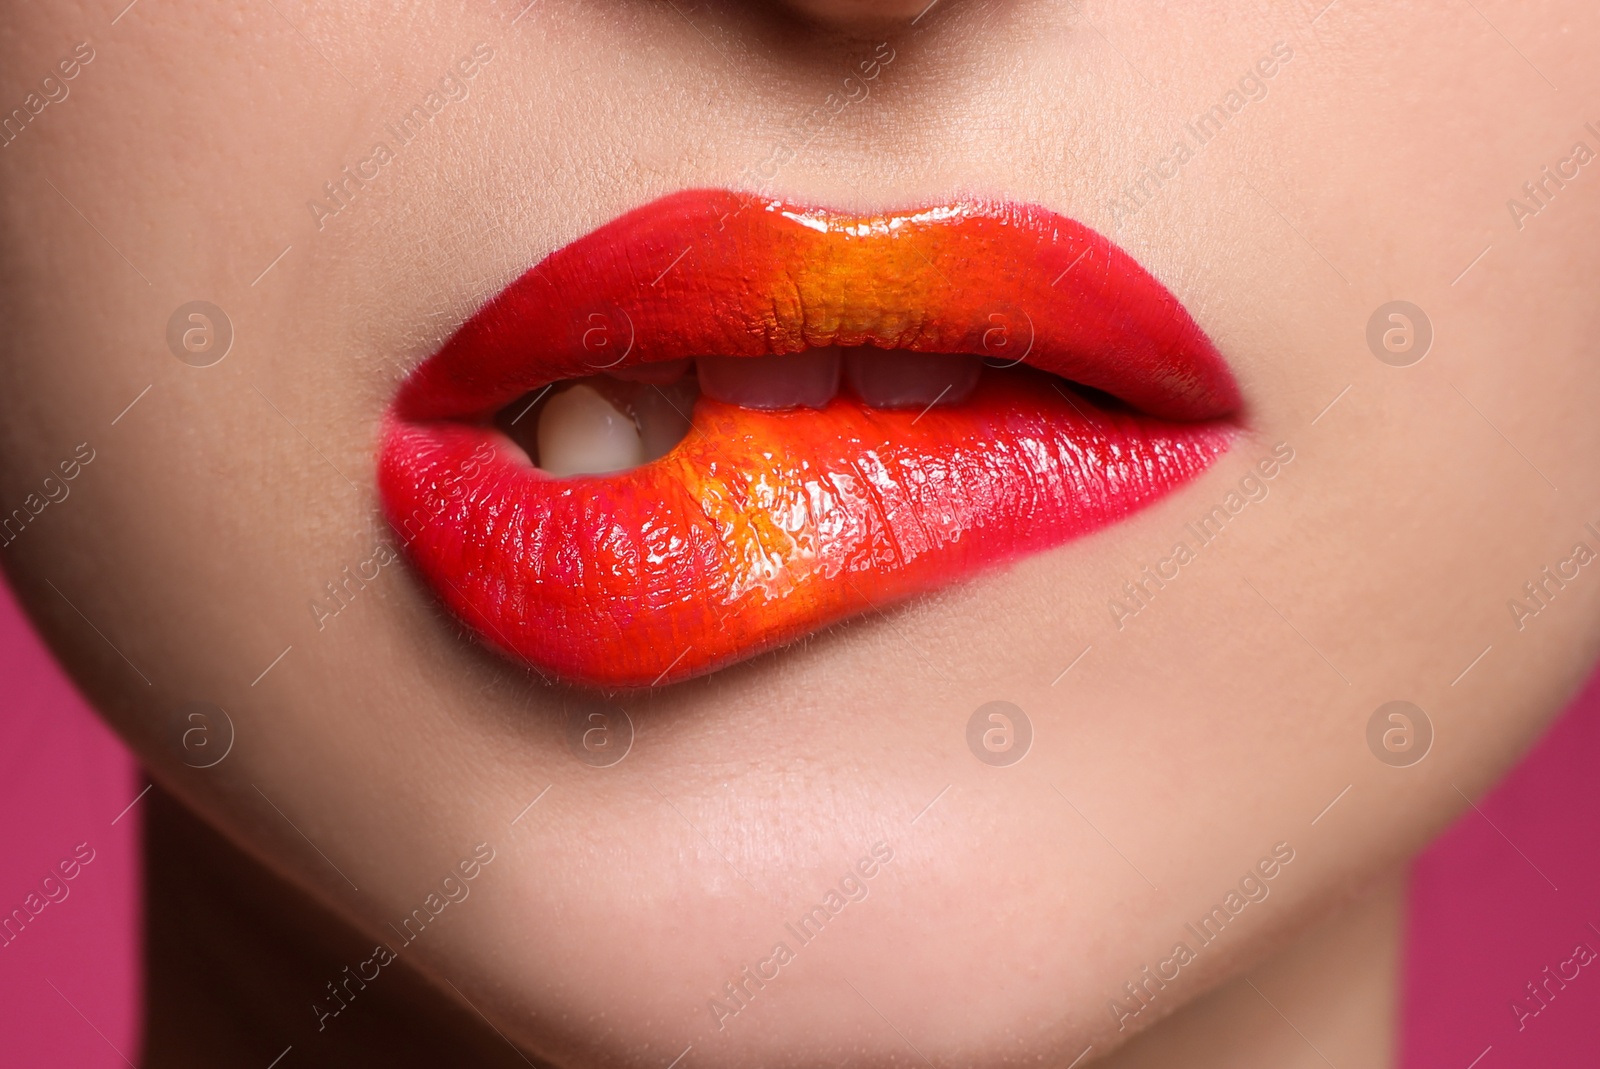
(3, 1), (1599, 1066)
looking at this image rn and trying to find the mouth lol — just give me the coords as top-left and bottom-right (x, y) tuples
(379, 189), (1239, 688)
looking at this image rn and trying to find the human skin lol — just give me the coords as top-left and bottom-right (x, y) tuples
(3, 1), (1599, 1066)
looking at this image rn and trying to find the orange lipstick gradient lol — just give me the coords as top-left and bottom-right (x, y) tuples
(381, 190), (1239, 687)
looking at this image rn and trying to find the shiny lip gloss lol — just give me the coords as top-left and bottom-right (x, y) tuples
(380, 189), (1240, 688)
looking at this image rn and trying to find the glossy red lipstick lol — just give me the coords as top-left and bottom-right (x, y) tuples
(381, 190), (1239, 687)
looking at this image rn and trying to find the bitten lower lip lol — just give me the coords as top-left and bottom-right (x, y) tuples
(380, 189), (1240, 687)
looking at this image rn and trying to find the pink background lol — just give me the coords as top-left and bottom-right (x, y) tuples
(1, 569), (1596, 1066)
(0, 574), (141, 1066)
(1403, 662), (1600, 1067)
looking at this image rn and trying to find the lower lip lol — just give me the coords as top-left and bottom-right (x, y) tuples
(380, 372), (1232, 688)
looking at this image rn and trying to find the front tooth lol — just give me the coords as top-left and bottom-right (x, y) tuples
(697, 349), (840, 410)
(843, 349), (983, 409)
(536, 383), (645, 477)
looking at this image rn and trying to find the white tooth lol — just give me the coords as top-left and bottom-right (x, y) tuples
(843, 349), (982, 408)
(697, 349), (840, 410)
(536, 383), (645, 477)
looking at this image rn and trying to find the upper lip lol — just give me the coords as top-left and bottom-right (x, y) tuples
(383, 189), (1240, 688)
(395, 189), (1239, 423)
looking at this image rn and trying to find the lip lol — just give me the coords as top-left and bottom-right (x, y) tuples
(380, 189), (1239, 687)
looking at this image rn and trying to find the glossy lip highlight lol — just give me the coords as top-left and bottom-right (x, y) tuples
(380, 189), (1240, 688)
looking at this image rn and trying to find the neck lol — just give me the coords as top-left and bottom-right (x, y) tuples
(1100, 872), (1403, 1068)
(139, 786), (532, 1068)
(142, 785), (1400, 1067)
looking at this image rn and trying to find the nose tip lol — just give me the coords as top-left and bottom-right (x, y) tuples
(772, 0), (939, 28)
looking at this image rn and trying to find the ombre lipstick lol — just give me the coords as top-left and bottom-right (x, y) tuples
(380, 189), (1239, 687)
